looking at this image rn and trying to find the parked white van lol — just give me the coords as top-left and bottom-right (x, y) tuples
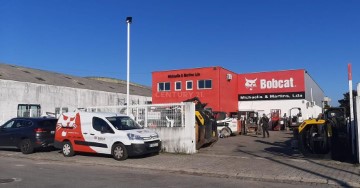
(54, 112), (161, 160)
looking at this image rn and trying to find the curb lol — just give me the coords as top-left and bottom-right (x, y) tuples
(0, 152), (359, 187)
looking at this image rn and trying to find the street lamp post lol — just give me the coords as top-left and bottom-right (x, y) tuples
(126, 17), (132, 116)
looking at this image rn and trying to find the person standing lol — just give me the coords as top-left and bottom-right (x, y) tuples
(260, 113), (270, 138)
(283, 113), (288, 130)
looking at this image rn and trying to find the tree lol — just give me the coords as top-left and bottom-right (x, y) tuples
(338, 90), (358, 118)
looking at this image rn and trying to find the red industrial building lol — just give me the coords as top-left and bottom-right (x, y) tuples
(152, 67), (323, 119)
(152, 67), (238, 113)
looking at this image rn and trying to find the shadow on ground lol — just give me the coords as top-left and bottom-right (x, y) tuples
(235, 131), (356, 187)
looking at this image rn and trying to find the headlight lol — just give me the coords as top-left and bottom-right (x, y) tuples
(127, 133), (143, 140)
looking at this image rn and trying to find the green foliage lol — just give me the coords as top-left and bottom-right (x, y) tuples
(338, 90), (358, 118)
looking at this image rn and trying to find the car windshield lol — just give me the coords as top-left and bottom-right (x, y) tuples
(106, 116), (142, 130)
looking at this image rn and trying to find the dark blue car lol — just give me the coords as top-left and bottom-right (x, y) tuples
(0, 117), (57, 154)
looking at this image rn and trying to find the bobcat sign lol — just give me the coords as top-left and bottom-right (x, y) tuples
(260, 78), (294, 89)
(245, 78), (295, 90)
(239, 70), (305, 101)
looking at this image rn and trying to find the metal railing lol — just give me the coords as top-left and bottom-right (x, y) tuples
(86, 103), (185, 128)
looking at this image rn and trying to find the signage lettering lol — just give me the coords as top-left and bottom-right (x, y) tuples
(260, 78), (294, 89)
(238, 92), (305, 101)
(168, 73), (200, 78)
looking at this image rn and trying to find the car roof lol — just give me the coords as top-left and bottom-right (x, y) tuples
(62, 111), (127, 118)
(13, 117), (58, 121)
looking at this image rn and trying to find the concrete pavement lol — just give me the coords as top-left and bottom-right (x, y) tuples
(0, 131), (359, 187)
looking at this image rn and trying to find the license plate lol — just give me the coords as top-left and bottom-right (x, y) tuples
(149, 143), (158, 147)
(51, 131), (55, 134)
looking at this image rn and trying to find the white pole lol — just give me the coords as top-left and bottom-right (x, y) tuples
(356, 83), (360, 163)
(126, 17), (132, 116)
(348, 63), (355, 156)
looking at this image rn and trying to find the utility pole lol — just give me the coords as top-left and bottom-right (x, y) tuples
(126, 17), (132, 116)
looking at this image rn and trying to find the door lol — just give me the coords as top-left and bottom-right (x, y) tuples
(0, 119), (17, 147)
(85, 117), (115, 154)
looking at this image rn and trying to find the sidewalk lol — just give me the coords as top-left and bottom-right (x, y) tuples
(0, 131), (359, 187)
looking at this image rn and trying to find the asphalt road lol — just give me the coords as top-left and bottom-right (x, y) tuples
(0, 157), (329, 188)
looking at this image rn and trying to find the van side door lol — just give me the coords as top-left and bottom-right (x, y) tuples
(85, 117), (115, 154)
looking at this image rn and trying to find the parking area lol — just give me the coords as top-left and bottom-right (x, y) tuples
(0, 130), (359, 187)
(199, 130), (303, 160)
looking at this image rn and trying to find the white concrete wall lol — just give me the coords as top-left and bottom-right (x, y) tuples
(238, 99), (322, 119)
(0, 79), (151, 124)
(150, 102), (196, 154)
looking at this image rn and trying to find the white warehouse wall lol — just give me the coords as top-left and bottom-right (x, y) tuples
(0, 79), (151, 124)
(238, 99), (322, 119)
(304, 72), (325, 107)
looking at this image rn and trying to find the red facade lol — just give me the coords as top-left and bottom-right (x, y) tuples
(152, 67), (306, 113)
(152, 67), (238, 113)
(237, 69), (306, 101)
(237, 69), (305, 94)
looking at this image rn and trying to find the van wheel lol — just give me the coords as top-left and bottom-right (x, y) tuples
(62, 141), (75, 157)
(112, 143), (128, 161)
(20, 139), (34, 154)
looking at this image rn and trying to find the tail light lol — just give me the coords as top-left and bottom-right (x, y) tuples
(34, 128), (46, 133)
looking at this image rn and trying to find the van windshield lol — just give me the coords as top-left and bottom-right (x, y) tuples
(106, 116), (142, 130)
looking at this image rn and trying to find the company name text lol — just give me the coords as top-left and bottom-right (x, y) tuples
(260, 78), (294, 89)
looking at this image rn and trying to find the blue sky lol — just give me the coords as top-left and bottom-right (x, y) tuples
(0, 0), (359, 105)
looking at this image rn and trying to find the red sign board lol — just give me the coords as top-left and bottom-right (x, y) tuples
(238, 69), (305, 94)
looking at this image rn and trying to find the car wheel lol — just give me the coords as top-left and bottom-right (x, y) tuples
(62, 141), (75, 157)
(20, 139), (34, 154)
(112, 143), (128, 161)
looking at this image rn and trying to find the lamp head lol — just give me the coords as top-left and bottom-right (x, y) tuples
(126, 17), (132, 24)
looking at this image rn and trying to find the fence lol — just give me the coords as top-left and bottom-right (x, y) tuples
(86, 103), (185, 128)
(86, 102), (197, 154)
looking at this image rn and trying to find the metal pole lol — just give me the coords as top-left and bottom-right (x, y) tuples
(348, 63), (355, 156)
(126, 17), (132, 116)
(356, 83), (360, 163)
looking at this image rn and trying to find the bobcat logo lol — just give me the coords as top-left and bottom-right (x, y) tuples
(56, 113), (78, 131)
(245, 78), (257, 90)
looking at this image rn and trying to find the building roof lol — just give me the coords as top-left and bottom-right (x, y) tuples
(0, 63), (151, 97)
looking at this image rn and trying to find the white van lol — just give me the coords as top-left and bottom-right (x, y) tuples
(54, 112), (161, 160)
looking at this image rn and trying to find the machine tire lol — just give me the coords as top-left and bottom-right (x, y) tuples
(220, 127), (231, 137)
(62, 141), (75, 157)
(20, 139), (34, 154)
(299, 124), (329, 155)
(313, 124), (329, 154)
(298, 125), (312, 154)
(112, 143), (128, 161)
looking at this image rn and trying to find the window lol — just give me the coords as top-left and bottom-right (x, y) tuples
(17, 104), (41, 117)
(92, 117), (114, 133)
(40, 119), (57, 128)
(158, 82), (170, 91)
(14, 120), (33, 128)
(175, 81), (181, 91)
(1, 120), (15, 129)
(106, 116), (142, 130)
(186, 81), (193, 90)
(198, 80), (212, 89)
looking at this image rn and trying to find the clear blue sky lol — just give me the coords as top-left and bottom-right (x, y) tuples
(1, 0), (359, 105)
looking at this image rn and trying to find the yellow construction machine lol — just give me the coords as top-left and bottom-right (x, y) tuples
(184, 97), (218, 150)
(297, 107), (350, 160)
